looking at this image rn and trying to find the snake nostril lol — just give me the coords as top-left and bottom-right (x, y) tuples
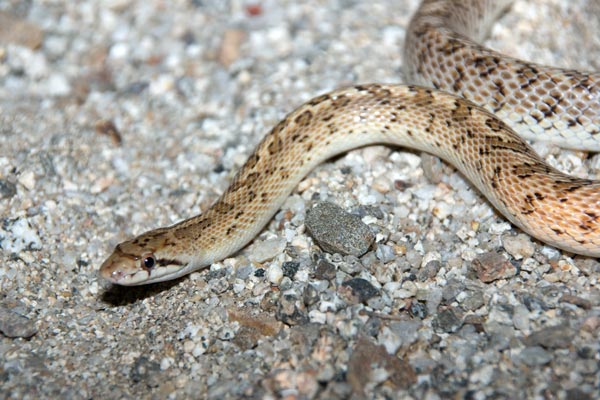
(110, 269), (125, 280)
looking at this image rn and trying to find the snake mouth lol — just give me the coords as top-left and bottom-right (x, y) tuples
(100, 268), (149, 286)
(99, 251), (189, 285)
(100, 264), (184, 286)
(99, 251), (184, 285)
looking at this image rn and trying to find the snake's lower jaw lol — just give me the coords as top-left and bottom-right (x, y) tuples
(99, 264), (153, 286)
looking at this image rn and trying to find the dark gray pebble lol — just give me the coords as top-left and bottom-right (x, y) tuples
(0, 179), (17, 199)
(303, 284), (320, 306)
(433, 307), (463, 333)
(282, 261), (299, 278)
(417, 259), (441, 281)
(0, 306), (37, 338)
(524, 324), (575, 349)
(305, 201), (374, 257)
(276, 294), (309, 326)
(339, 278), (379, 304)
(314, 259), (336, 280)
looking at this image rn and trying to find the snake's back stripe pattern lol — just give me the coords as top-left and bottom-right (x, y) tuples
(404, 0), (600, 150)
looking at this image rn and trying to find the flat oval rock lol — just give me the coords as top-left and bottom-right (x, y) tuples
(305, 201), (374, 257)
(0, 306), (37, 338)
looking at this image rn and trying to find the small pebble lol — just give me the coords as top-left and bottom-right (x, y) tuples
(433, 307), (463, 333)
(282, 261), (299, 279)
(305, 201), (375, 257)
(502, 233), (535, 259)
(378, 320), (421, 354)
(524, 325), (575, 349)
(375, 244), (396, 263)
(459, 290), (485, 311)
(339, 278), (380, 304)
(267, 264), (284, 285)
(409, 301), (428, 319)
(17, 170), (35, 190)
(418, 259), (441, 281)
(0, 306), (37, 338)
(303, 284), (320, 306)
(0, 179), (17, 199)
(314, 259), (336, 280)
(514, 346), (553, 366)
(471, 252), (517, 283)
(560, 294), (592, 309)
(512, 305), (530, 332)
(0, 218), (43, 253)
(276, 294), (309, 326)
(247, 238), (287, 263)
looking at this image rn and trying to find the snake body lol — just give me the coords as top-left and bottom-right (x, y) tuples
(405, 0), (600, 150)
(100, 0), (600, 285)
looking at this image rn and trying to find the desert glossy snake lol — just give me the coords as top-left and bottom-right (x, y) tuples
(100, 0), (600, 285)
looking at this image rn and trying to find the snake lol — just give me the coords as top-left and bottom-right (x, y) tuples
(100, 0), (600, 285)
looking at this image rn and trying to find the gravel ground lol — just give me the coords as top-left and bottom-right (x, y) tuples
(2, 0), (600, 399)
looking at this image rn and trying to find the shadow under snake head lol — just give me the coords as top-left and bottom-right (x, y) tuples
(99, 229), (195, 285)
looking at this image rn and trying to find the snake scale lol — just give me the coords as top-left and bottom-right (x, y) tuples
(100, 0), (600, 285)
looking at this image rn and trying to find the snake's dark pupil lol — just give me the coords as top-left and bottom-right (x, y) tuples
(143, 257), (155, 269)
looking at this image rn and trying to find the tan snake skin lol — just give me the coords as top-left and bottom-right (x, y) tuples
(405, 0), (600, 149)
(100, 1), (600, 285)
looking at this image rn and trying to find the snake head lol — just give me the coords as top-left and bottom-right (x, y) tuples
(99, 229), (189, 285)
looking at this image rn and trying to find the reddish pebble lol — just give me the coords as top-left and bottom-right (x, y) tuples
(246, 4), (262, 16)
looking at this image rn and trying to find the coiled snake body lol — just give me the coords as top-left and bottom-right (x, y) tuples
(100, 0), (600, 285)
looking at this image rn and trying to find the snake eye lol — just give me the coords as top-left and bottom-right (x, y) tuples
(142, 255), (156, 270)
